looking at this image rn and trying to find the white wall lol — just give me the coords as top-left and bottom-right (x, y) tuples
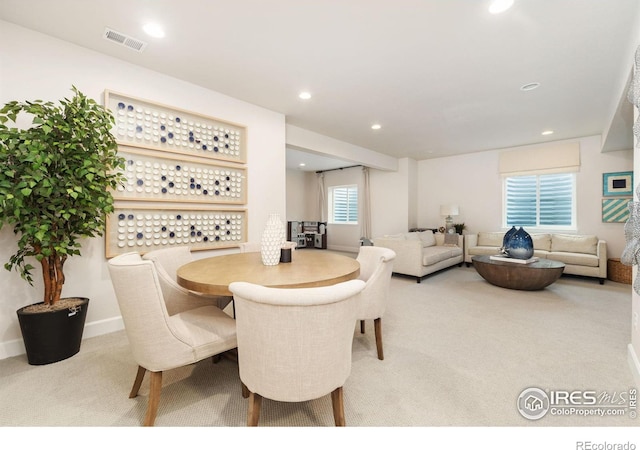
(417, 136), (633, 258)
(0, 22), (286, 359)
(285, 169), (308, 221)
(285, 170), (323, 226)
(418, 150), (501, 232)
(407, 159), (419, 230)
(370, 158), (417, 237)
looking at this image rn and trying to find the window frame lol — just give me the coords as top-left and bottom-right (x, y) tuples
(328, 184), (358, 225)
(502, 172), (577, 232)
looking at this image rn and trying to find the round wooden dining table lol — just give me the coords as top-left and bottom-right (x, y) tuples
(176, 250), (360, 296)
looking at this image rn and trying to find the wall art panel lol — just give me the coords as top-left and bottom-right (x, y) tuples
(104, 90), (246, 164)
(115, 147), (246, 204)
(106, 205), (247, 258)
(602, 198), (631, 223)
(603, 171), (633, 197)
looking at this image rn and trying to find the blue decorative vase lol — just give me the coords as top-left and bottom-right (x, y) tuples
(501, 226), (517, 253)
(505, 227), (534, 260)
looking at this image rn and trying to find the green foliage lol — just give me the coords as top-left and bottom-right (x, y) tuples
(453, 223), (466, 235)
(0, 86), (125, 305)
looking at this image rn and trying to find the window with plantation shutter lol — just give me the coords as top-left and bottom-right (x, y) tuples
(329, 185), (358, 224)
(504, 173), (575, 229)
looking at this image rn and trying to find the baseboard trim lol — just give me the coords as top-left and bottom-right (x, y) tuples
(0, 316), (124, 361)
(628, 344), (640, 389)
(83, 316), (125, 339)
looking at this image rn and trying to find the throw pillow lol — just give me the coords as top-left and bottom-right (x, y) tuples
(419, 230), (436, 247)
(531, 233), (552, 251)
(477, 232), (505, 247)
(551, 234), (598, 255)
(444, 233), (458, 246)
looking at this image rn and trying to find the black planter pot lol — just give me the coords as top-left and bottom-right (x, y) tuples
(16, 297), (89, 365)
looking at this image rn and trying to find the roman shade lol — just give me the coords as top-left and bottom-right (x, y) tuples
(499, 142), (580, 176)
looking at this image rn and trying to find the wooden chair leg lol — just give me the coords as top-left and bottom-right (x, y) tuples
(129, 365), (147, 398)
(374, 318), (384, 360)
(247, 391), (262, 426)
(360, 319), (365, 334)
(331, 387), (346, 426)
(143, 371), (163, 427)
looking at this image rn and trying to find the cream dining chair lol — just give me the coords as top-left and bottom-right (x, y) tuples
(229, 279), (366, 426)
(107, 252), (237, 426)
(142, 246), (232, 316)
(355, 246), (396, 360)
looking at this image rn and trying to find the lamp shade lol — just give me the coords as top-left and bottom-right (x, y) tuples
(440, 205), (459, 217)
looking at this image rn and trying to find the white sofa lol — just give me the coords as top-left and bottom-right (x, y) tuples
(372, 231), (463, 283)
(464, 231), (607, 284)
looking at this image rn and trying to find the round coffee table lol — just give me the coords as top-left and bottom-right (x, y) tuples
(471, 255), (565, 290)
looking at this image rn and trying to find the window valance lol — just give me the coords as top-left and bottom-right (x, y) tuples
(499, 142), (580, 176)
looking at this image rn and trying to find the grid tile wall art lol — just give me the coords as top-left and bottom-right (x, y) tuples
(104, 90), (246, 164)
(103, 90), (248, 257)
(106, 206), (247, 257)
(116, 147), (246, 205)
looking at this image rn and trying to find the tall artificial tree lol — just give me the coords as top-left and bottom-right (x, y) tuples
(0, 86), (125, 307)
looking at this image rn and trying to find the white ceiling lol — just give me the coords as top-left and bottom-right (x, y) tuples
(1, 0), (639, 172)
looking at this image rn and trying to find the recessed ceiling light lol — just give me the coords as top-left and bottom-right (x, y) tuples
(299, 92), (312, 100)
(143, 23), (165, 38)
(298, 163), (306, 167)
(541, 130), (554, 135)
(489, 0), (514, 14)
(371, 124), (382, 130)
(520, 82), (541, 91)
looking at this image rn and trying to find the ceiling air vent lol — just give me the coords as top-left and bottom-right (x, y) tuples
(103, 27), (147, 52)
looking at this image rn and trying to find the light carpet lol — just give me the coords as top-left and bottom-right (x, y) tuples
(0, 265), (637, 428)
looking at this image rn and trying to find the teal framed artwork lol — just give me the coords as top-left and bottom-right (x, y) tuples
(603, 172), (633, 197)
(602, 198), (630, 223)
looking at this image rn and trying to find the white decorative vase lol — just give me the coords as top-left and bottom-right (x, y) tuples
(260, 213), (285, 266)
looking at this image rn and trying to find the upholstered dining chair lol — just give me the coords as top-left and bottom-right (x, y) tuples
(142, 246), (232, 316)
(355, 246), (396, 360)
(107, 252), (237, 426)
(228, 279), (366, 426)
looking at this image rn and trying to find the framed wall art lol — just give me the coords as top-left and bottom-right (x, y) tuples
(115, 147), (247, 205)
(602, 198), (631, 223)
(603, 171), (633, 197)
(104, 90), (247, 164)
(106, 205), (247, 258)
